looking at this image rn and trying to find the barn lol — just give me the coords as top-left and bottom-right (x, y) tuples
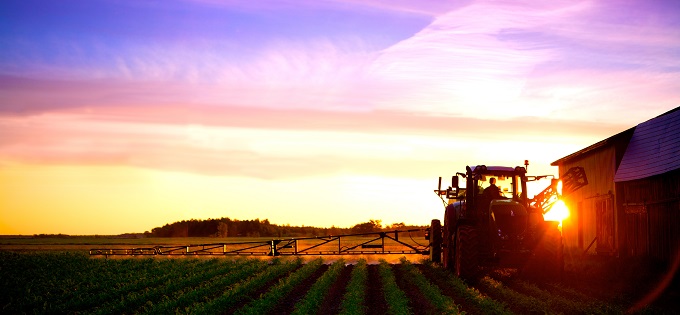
(551, 107), (680, 265)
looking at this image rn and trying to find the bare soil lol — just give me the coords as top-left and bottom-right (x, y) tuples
(393, 264), (438, 315)
(365, 264), (388, 315)
(267, 264), (329, 315)
(416, 264), (486, 315)
(316, 263), (354, 315)
(484, 258), (680, 315)
(560, 256), (680, 314)
(224, 264), (303, 315)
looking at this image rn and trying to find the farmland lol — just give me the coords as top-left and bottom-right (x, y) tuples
(1, 250), (675, 314)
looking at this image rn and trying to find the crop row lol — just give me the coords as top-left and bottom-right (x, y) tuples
(0, 252), (622, 314)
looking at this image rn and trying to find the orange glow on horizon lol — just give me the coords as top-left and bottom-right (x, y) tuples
(0, 163), (442, 235)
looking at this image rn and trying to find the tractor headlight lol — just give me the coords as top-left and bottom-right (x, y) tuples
(544, 200), (569, 222)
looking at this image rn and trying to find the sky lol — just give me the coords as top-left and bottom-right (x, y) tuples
(1, 0), (679, 235)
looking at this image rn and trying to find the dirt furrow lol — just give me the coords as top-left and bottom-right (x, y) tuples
(393, 264), (438, 315)
(415, 264), (486, 315)
(267, 264), (330, 314)
(316, 263), (353, 315)
(223, 264), (303, 315)
(475, 276), (548, 315)
(366, 264), (388, 315)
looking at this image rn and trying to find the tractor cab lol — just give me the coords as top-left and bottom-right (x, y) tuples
(445, 165), (532, 226)
(431, 162), (587, 281)
(433, 164), (570, 280)
(459, 166), (537, 252)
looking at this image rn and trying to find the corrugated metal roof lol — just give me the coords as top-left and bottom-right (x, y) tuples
(614, 108), (680, 182)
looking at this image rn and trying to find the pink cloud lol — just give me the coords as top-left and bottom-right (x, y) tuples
(0, 97), (628, 180)
(361, 0), (680, 122)
(2, 0), (677, 181)
(521, 69), (680, 123)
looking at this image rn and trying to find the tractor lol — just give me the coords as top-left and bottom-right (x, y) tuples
(427, 161), (587, 281)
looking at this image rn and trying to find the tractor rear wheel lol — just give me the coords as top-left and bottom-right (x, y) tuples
(455, 225), (480, 282)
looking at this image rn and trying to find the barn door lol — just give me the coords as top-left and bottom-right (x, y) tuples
(595, 196), (615, 255)
(624, 204), (648, 256)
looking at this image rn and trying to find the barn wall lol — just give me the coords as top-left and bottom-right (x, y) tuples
(558, 146), (618, 258)
(619, 169), (680, 263)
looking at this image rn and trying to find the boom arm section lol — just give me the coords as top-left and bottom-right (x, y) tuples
(530, 166), (588, 213)
(89, 229), (430, 257)
(559, 166), (588, 195)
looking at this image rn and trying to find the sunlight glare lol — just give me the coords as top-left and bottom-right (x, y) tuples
(557, 180), (563, 195)
(543, 199), (569, 224)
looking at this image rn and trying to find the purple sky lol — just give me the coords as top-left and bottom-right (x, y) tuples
(1, 0), (679, 234)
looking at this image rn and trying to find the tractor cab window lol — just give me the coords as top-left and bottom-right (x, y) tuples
(478, 175), (512, 199)
(514, 175), (524, 201)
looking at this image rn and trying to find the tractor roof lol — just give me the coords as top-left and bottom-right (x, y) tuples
(470, 165), (526, 174)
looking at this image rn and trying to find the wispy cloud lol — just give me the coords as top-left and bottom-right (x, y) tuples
(364, 0), (680, 121)
(0, 100), (624, 180)
(1, 0), (678, 175)
(4, 0), (676, 123)
(1, 35), (381, 112)
(521, 68), (680, 122)
(365, 1), (578, 117)
(187, 0), (462, 16)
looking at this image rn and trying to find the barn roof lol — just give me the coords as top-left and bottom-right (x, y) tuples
(550, 127), (634, 166)
(614, 107), (680, 182)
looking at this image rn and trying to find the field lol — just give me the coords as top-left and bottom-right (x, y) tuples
(0, 238), (677, 314)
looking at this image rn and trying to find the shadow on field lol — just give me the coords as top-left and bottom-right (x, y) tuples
(564, 253), (680, 313)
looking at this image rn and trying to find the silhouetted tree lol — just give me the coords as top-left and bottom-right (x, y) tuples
(147, 216), (423, 238)
(351, 219), (382, 233)
(216, 221), (228, 237)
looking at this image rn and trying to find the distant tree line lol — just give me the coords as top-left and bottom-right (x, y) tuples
(33, 234), (73, 238)
(145, 218), (426, 238)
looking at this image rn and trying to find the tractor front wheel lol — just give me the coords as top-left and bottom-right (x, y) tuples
(429, 219), (442, 263)
(442, 204), (458, 269)
(443, 229), (455, 270)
